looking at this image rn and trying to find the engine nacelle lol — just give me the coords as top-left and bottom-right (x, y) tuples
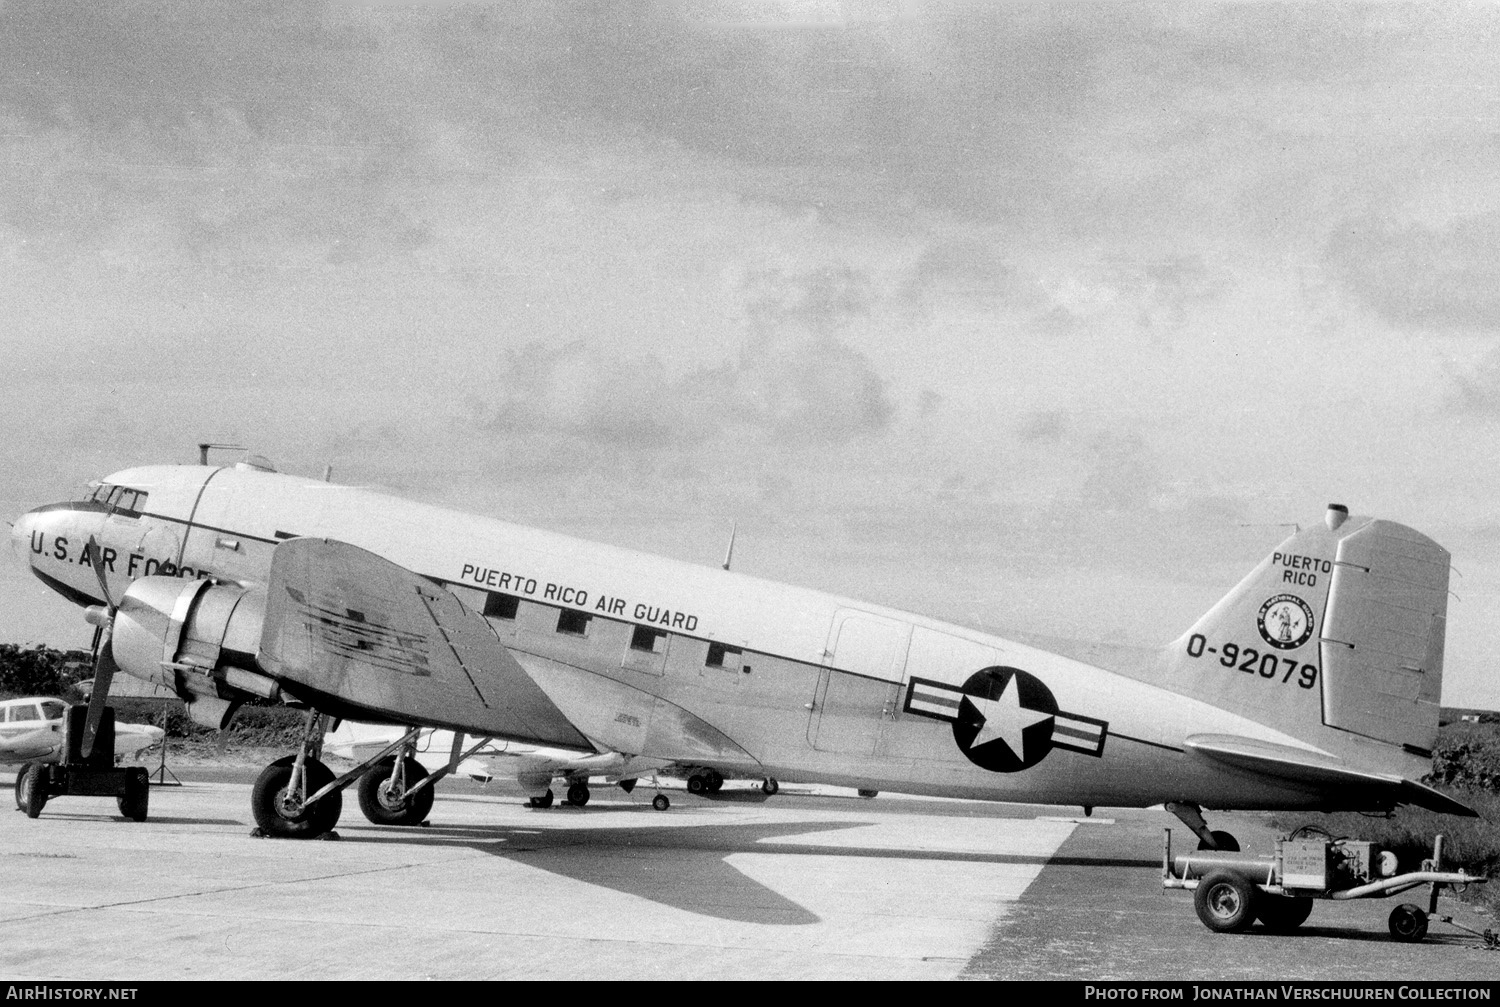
(111, 576), (281, 728)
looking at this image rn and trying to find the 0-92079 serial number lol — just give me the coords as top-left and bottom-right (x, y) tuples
(1185, 634), (1318, 689)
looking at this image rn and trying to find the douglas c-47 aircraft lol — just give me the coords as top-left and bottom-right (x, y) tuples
(8, 456), (1474, 846)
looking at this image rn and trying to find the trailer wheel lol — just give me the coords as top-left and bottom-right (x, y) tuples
(1194, 871), (1258, 933)
(22, 766), (48, 819)
(1256, 895), (1313, 932)
(1389, 903), (1429, 943)
(14, 764), (34, 811)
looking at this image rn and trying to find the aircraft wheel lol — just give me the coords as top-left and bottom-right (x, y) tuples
(14, 764), (33, 811)
(1256, 895), (1313, 932)
(566, 782), (590, 807)
(251, 755), (343, 838)
(1197, 830), (1240, 852)
(762, 777), (779, 796)
(357, 757), (433, 826)
(686, 774), (706, 795)
(652, 794), (670, 811)
(1389, 903), (1429, 943)
(116, 768), (149, 823)
(617, 778), (637, 794)
(705, 770), (724, 793)
(1193, 871), (1258, 933)
(857, 789), (878, 799)
(527, 789), (554, 809)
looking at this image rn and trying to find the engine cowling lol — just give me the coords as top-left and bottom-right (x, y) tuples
(110, 576), (281, 728)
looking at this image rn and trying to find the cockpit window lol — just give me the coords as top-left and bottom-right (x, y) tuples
(39, 700), (65, 720)
(96, 485), (148, 516)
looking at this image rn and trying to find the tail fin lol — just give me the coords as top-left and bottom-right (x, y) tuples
(1166, 505), (1449, 756)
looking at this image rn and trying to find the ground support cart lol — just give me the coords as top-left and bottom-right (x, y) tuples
(17, 705), (150, 822)
(1163, 828), (1490, 943)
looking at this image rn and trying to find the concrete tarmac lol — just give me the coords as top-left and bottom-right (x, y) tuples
(2, 771), (1498, 981)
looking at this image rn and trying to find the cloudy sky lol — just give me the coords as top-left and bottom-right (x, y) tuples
(4, 1), (1500, 708)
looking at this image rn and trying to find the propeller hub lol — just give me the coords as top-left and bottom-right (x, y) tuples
(84, 605), (110, 628)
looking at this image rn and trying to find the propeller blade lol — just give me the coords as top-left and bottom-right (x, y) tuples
(80, 627), (116, 759)
(85, 535), (114, 610)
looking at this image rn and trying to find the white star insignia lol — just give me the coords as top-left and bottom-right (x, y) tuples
(967, 675), (1053, 760)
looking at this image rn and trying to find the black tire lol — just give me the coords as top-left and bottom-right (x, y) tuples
(1193, 871), (1259, 933)
(1256, 895), (1313, 933)
(704, 770), (724, 793)
(652, 793), (670, 811)
(1389, 903), (1429, 943)
(762, 777), (779, 796)
(23, 765), (47, 819)
(528, 789), (554, 809)
(14, 764), (33, 811)
(857, 789), (879, 799)
(251, 755), (342, 838)
(686, 774), (706, 795)
(566, 782), (590, 807)
(116, 768), (149, 822)
(1197, 830), (1240, 852)
(356, 757), (433, 826)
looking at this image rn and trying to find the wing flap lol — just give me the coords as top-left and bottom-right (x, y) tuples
(1184, 733), (1476, 817)
(260, 538), (591, 750)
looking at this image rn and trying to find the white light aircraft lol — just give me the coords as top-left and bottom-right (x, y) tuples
(0, 695), (164, 764)
(9, 456), (1473, 849)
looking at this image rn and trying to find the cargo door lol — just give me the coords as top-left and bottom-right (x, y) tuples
(808, 610), (910, 754)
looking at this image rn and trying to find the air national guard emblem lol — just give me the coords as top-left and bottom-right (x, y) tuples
(1257, 594), (1315, 651)
(903, 667), (1108, 773)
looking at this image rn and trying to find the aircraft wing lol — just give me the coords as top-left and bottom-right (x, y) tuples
(259, 538), (592, 750)
(1184, 734), (1476, 817)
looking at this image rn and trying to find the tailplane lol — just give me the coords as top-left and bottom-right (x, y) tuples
(1165, 505), (1450, 760)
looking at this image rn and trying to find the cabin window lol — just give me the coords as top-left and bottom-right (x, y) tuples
(556, 609), (590, 636)
(7, 703), (41, 723)
(630, 625), (665, 653)
(705, 642), (742, 668)
(484, 592), (519, 620)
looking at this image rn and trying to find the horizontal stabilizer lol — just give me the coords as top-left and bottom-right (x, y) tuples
(1185, 734), (1476, 817)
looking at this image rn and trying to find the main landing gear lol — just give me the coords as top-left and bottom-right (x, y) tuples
(1165, 801), (1239, 852)
(686, 769), (724, 795)
(250, 712), (496, 839)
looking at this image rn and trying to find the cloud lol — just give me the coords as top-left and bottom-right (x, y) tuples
(1325, 214), (1500, 332)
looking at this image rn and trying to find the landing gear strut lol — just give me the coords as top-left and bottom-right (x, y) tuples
(1166, 801), (1239, 852)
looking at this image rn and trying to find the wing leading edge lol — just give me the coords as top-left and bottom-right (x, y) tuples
(1184, 733), (1477, 817)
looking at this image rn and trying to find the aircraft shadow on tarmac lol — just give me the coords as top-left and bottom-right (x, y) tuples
(11, 810), (246, 827)
(333, 813), (1160, 925)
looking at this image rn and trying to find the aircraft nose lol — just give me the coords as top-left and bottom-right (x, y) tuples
(9, 508), (37, 570)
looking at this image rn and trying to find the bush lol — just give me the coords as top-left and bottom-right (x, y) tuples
(0, 644), (85, 699)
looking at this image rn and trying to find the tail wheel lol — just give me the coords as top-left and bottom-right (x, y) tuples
(116, 768), (149, 822)
(1197, 830), (1240, 852)
(357, 757), (433, 826)
(251, 755), (342, 838)
(1256, 895), (1312, 932)
(1389, 904), (1429, 943)
(1193, 871), (1259, 933)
